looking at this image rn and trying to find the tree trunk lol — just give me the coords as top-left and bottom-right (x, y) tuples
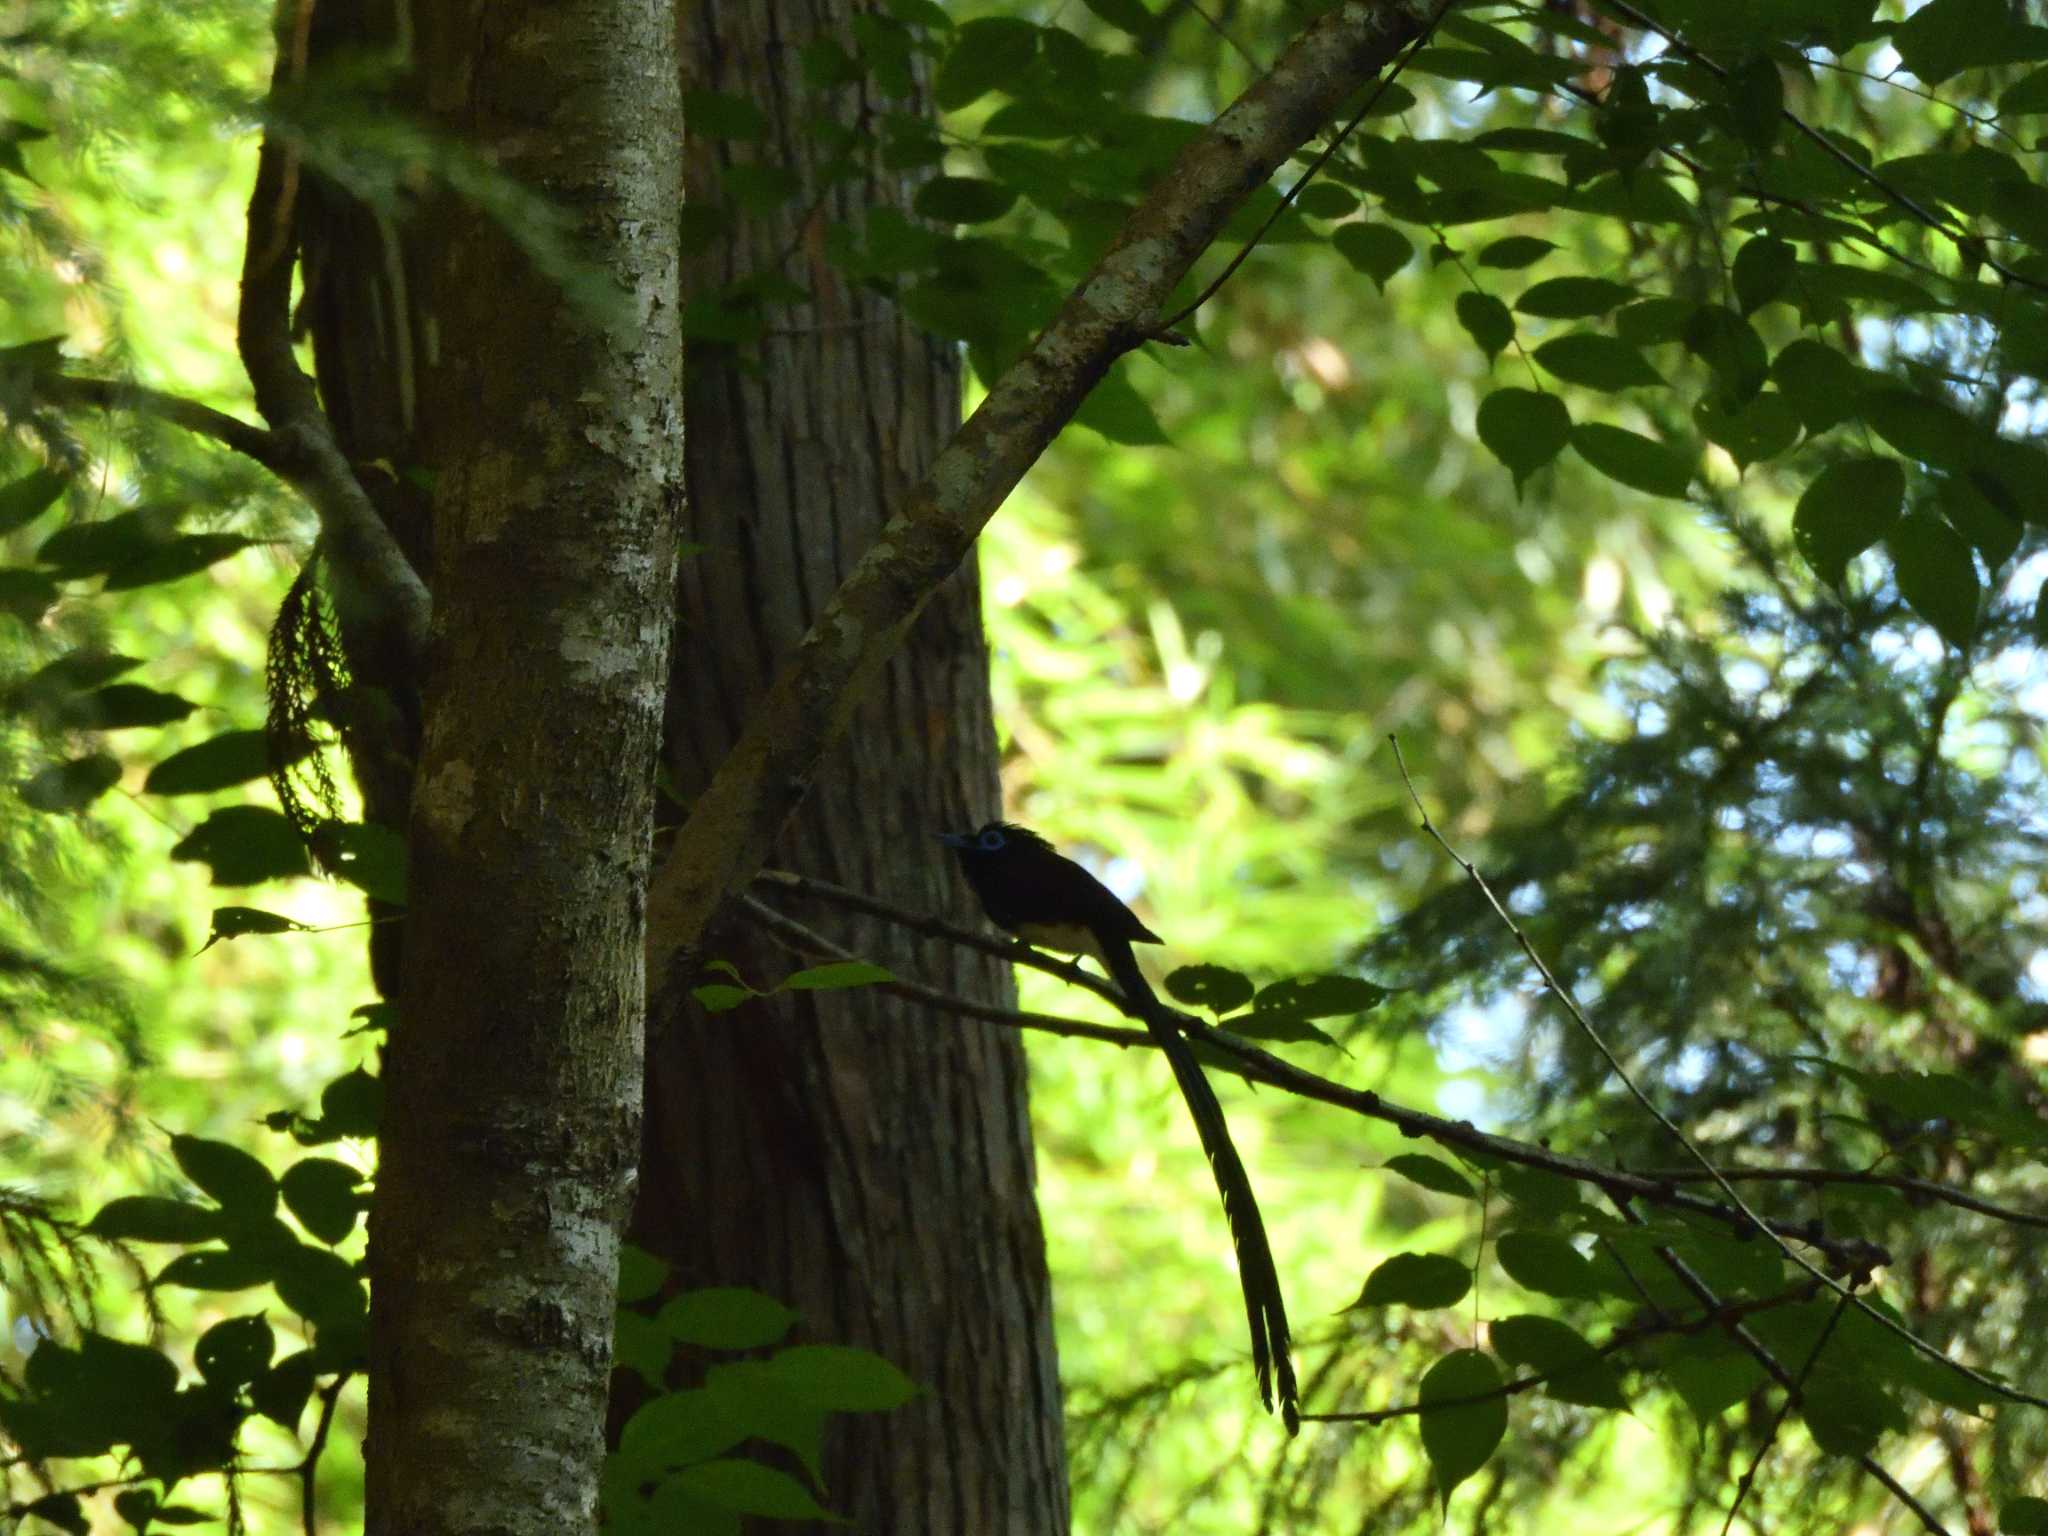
(291, 1), (684, 1531)
(629, 3), (1070, 1531)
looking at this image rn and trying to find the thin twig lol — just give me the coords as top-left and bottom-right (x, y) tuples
(1719, 1288), (1853, 1536)
(40, 376), (286, 470)
(1305, 1282), (1817, 1425)
(1594, 0), (2045, 296)
(743, 873), (1893, 1275)
(299, 1376), (345, 1536)
(1154, 0), (1454, 335)
(1631, 1165), (2048, 1233)
(1637, 1215), (1952, 1536)
(1389, 733), (2048, 1417)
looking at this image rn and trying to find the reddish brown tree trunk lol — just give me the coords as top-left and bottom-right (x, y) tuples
(630, 3), (1070, 1530)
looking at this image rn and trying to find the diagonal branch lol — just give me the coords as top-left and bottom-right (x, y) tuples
(741, 876), (1896, 1277)
(233, 0), (430, 670)
(642, 0), (1436, 989)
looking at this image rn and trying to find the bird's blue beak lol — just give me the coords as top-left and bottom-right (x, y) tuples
(936, 831), (972, 849)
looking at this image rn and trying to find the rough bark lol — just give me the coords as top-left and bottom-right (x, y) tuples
(313, 2), (686, 1532)
(626, 3), (1071, 1530)
(643, 0), (1430, 974)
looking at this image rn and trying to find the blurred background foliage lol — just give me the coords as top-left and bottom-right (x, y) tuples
(3, 0), (2047, 1532)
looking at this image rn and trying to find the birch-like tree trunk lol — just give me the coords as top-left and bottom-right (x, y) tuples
(292, 1), (684, 1530)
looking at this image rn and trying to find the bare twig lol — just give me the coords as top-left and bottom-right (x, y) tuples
(299, 1376), (345, 1536)
(1389, 734), (2048, 1415)
(235, 0), (430, 669)
(743, 873), (1894, 1276)
(1631, 1165), (2048, 1234)
(1305, 1282), (1818, 1425)
(1593, 0), (2046, 296)
(1156, 0), (1453, 335)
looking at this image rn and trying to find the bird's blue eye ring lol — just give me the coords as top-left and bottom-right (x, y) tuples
(978, 828), (1005, 851)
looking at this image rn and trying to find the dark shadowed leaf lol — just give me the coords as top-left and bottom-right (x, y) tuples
(1477, 387), (1571, 490)
(1793, 457), (1904, 587)
(1419, 1349), (1506, 1509)
(170, 807), (312, 885)
(1354, 1252), (1472, 1309)
(1570, 423), (1691, 498)
(1887, 511), (1981, 646)
(1489, 1314), (1627, 1408)
(18, 753), (121, 812)
(1166, 964), (1255, 1015)
(1383, 1153), (1475, 1199)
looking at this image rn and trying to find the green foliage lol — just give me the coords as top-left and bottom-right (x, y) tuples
(606, 1249), (915, 1535)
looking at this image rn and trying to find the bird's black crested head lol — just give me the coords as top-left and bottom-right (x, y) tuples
(937, 820), (1052, 860)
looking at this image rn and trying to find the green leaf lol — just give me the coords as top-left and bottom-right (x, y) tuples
(63, 683), (196, 729)
(2001, 1496), (2048, 1534)
(657, 1287), (800, 1350)
(683, 89), (767, 141)
(35, 507), (180, 575)
(1722, 53), (1784, 153)
(101, 532), (256, 591)
(281, 1158), (363, 1245)
(693, 983), (754, 1013)
(1293, 182), (1360, 219)
(1495, 1230), (1599, 1297)
(934, 17), (1038, 110)
(1662, 1344), (1768, 1424)
(250, 1352), (317, 1430)
(1731, 236), (1795, 315)
(315, 820), (409, 904)
(766, 1344), (920, 1411)
(1489, 1314), (1627, 1408)
(2000, 68), (2048, 115)
(194, 1314), (274, 1391)
(1332, 223), (1413, 291)
(1772, 338), (1867, 433)
(1418, 1349), (1507, 1509)
(614, 1388), (747, 1478)
(1074, 367), (1169, 446)
(1801, 1367), (1905, 1458)
(1858, 389), (1978, 474)
(157, 1248), (275, 1291)
(1887, 511), (1981, 647)
(1570, 423), (1692, 498)
(170, 807), (312, 885)
(0, 568), (59, 623)
(913, 176), (1018, 224)
(1614, 297), (1693, 345)
(1455, 291), (1514, 361)
(1693, 390), (1800, 471)
(1383, 1153), (1475, 1199)
(18, 753), (121, 812)
(619, 1245), (670, 1306)
(670, 1459), (845, 1523)
(1939, 475), (2023, 568)
(144, 729), (275, 794)
(1165, 964), (1255, 1015)
(1513, 276), (1635, 319)
(174, 1134), (277, 1216)
(274, 1244), (367, 1329)
(1354, 1252), (1472, 1309)
(198, 905), (307, 952)
(1248, 973), (1387, 1023)
(1683, 304), (1768, 406)
(1475, 235), (1555, 269)
(85, 1195), (224, 1244)
(319, 1068), (383, 1137)
(1476, 386), (1571, 490)
(0, 467), (66, 535)
(783, 960), (893, 992)
(11, 649), (141, 715)
(1891, 0), (2025, 83)
(1532, 334), (1664, 391)
(614, 1310), (672, 1390)
(1079, 0), (1154, 33)
(1793, 457), (1904, 587)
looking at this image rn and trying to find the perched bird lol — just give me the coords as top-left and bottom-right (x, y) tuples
(939, 820), (1298, 1430)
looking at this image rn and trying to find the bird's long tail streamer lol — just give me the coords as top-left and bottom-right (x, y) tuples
(1102, 937), (1299, 1432)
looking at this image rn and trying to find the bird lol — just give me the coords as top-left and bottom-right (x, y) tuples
(939, 820), (1298, 1431)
